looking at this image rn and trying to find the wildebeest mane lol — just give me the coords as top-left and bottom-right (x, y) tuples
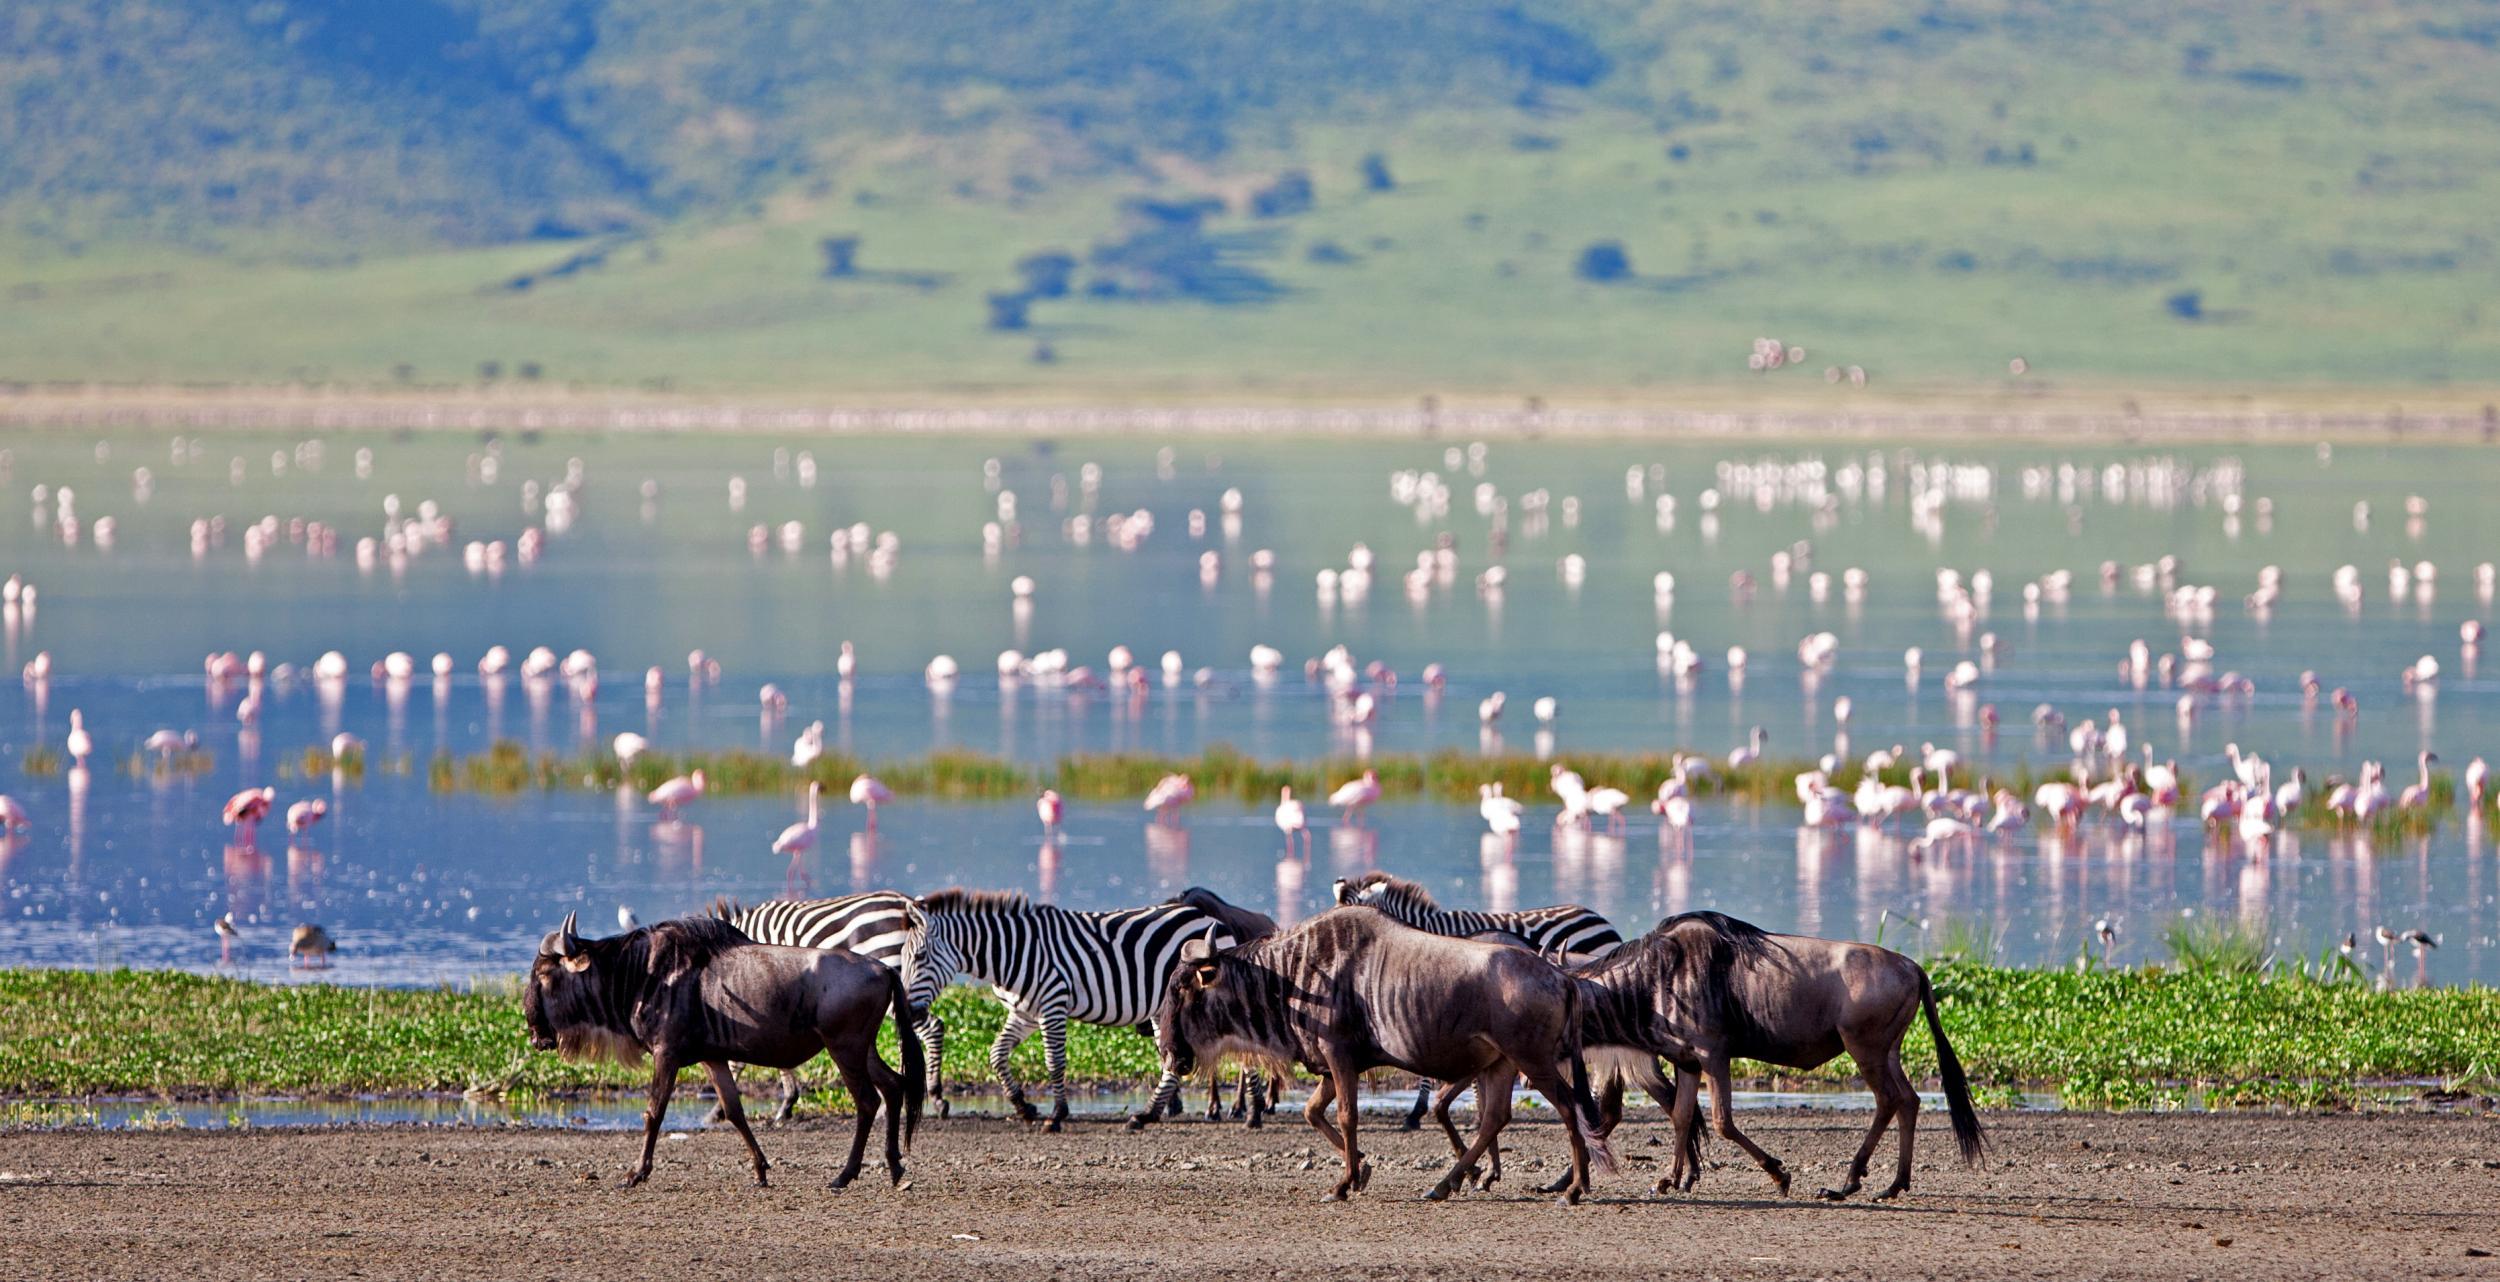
(644, 913), (752, 974)
(917, 887), (1031, 914)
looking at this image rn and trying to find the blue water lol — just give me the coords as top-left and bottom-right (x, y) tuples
(0, 431), (2493, 983)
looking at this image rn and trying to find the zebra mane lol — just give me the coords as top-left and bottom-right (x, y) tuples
(917, 887), (1031, 915)
(704, 895), (752, 921)
(1348, 872), (1438, 911)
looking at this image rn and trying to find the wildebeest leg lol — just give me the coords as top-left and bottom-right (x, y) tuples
(702, 1061), (770, 1187)
(623, 1054), (681, 1188)
(1038, 1009), (1073, 1133)
(1704, 1057), (1790, 1196)
(1518, 1062), (1593, 1205)
(1826, 1042), (1917, 1201)
(1399, 1082), (1430, 1131)
(1323, 1054), (1371, 1201)
(1302, 1070), (1348, 1162)
(988, 1006), (1042, 1123)
(1430, 1078), (1469, 1170)
(776, 1068), (805, 1121)
(826, 1044), (882, 1190)
(1658, 1062), (1705, 1194)
(865, 1044), (911, 1187)
(1428, 1070), (1510, 1202)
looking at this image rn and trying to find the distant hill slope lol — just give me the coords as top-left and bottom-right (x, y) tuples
(2, 1), (2497, 393)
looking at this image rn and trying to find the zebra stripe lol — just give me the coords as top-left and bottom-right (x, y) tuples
(715, 893), (949, 1107)
(905, 889), (1234, 1129)
(1334, 873), (1623, 961)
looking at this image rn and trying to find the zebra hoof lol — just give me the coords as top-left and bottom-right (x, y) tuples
(1125, 1113), (1152, 1132)
(1042, 1117), (1063, 1134)
(934, 1099), (951, 1120)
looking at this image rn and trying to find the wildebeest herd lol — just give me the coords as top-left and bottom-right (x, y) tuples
(524, 874), (1984, 1203)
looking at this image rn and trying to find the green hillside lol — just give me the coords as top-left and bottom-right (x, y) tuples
(4, 1), (2498, 398)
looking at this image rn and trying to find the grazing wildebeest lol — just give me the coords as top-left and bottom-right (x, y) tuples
(1332, 873), (1623, 1129)
(1566, 911), (1984, 1201)
(522, 912), (923, 1191)
(1151, 907), (1615, 1203)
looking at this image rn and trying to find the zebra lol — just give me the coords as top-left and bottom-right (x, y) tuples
(1331, 871), (1624, 1127)
(902, 888), (1242, 1132)
(710, 893), (950, 1117)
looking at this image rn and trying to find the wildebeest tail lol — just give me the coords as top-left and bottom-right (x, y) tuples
(1920, 971), (1985, 1164)
(889, 966), (925, 1150)
(1560, 984), (1618, 1175)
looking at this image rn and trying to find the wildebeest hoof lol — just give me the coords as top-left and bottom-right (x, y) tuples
(1817, 1185), (1855, 1201)
(1396, 1115), (1422, 1133)
(1556, 1188), (1584, 1207)
(1354, 1160), (1374, 1192)
(829, 1173), (857, 1191)
(933, 1098), (950, 1119)
(1422, 1184), (1452, 1202)
(1324, 1187), (1350, 1202)
(621, 1168), (648, 1189)
(1874, 1184), (1907, 1202)
(1244, 1114), (1264, 1130)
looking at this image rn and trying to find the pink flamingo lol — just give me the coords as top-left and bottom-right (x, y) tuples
(0, 795), (29, 831)
(647, 769), (706, 819)
(2397, 751), (2440, 810)
(1142, 773), (1195, 825)
(849, 773), (893, 829)
(65, 710), (92, 768)
(222, 786), (276, 840)
(1328, 769), (1382, 825)
(1036, 788), (1065, 835)
(1274, 786), (1309, 855)
(285, 798), (328, 835)
(772, 781), (822, 856)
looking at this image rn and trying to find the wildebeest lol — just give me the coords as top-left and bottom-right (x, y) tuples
(523, 912), (923, 1191)
(1152, 907), (1615, 1203)
(1569, 911), (1984, 1200)
(1332, 873), (1623, 1128)
(1166, 886), (1279, 1124)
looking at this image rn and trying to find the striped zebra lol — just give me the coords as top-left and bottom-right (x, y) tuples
(1332, 872), (1624, 961)
(711, 893), (950, 1117)
(1331, 871), (1624, 1127)
(902, 888), (1240, 1131)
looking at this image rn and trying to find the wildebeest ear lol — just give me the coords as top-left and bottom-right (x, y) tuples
(561, 951), (593, 973)
(1190, 960), (1221, 987)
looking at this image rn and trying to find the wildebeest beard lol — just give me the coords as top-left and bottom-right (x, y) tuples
(553, 1024), (649, 1067)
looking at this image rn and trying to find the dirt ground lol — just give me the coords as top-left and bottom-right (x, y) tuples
(2, 1107), (2497, 1280)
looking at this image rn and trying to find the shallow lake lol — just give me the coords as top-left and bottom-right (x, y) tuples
(0, 429), (2492, 984)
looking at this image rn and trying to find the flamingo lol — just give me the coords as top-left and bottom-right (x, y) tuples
(330, 732), (366, 761)
(1984, 791), (2028, 834)
(1037, 788), (1065, 835)
(790, 721), (824, 769)
(849, 774), (894, 828)
(1328, 770), (1382, 825)
(144, 729), (198, 759)
(836, 641), (857, 681)
(2397, 751), (2440, 810)
(285, 798), (328, 835)
(64, 710), (92, 768)
(648, 769), (707, 820)
(1478, 692), (1506, 724)
(0, 795), (28, 831)
(214, 912), (240, 964)
(1586, 784), (1632, 832)
(1801, 786), (1854, 828)
(1142, 774), (1194, 825)
(612, 732), (649, 767)
(2032, 781), (2083, 831)
(1480, 784), (1525, 841)
(772, 781), (823, 856)
(222, 786), (276, 839)
(1532, 696), (1560, 724)
(1274, 787), (1309, 854)
(1728, 725), (1767, 771)
(2469, 756), (2489, 809)
(1549, 763), (1591, 828)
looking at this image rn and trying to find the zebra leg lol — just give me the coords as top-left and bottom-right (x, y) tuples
(1128, 1067), (1187, 1130)
(1039, 1010), (1072, 1133)
(917, 1008), (949, 1119)
(1400, 1081), (1432, 1131)
(989, 1007), (1042, 1123)
(1242, 1069), (1267, 1130)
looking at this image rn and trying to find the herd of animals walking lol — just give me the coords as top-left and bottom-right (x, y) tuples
(526, 873), (1984, 1205)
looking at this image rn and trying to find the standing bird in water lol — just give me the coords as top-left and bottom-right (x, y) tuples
(1036, 788), (1065, 836)
(1327, 770), (1382, 826)
(772, 781), (823, 856)
(849, 773), (893, 829)
(214, 912), (240, 964)
(285, 798), (328, 836)
(1274, 786), (1309, 855)
(0, 795), (28, 832)
(65, 710), (93, 768)
(223, 786), (276, 841)
(289, 924), (337, 968)
(1142, 773), (1195, 825)
(612, 732), (648, 767)
(647, 769), (706, 820)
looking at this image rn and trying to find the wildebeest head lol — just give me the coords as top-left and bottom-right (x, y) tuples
(1153, 927), (1284, 1082)
(522, 912), (647, 1065)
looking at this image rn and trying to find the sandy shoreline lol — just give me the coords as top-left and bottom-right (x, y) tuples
(2, 1109), (2496, 1279)
(5, 384), (2500, 440)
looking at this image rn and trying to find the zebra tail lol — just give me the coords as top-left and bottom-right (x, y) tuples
(890, 967), (925, 1150)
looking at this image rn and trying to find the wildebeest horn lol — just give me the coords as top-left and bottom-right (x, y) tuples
(554, 911), (581, 956)
(1178, 923), (1221, 964)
